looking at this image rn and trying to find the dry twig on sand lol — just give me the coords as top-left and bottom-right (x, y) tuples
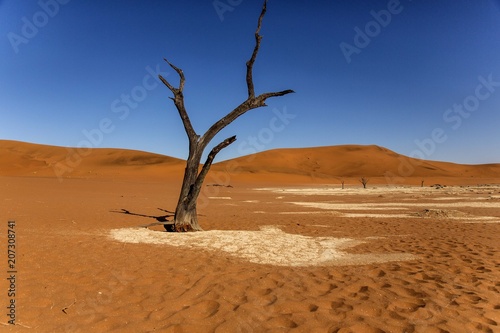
(62, 299), (77, 314)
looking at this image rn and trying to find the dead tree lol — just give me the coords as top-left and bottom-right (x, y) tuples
(360, 177), (369, 189)
(159, 0), (294, 232)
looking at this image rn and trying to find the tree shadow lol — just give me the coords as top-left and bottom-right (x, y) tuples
(110, 208), (176, 230)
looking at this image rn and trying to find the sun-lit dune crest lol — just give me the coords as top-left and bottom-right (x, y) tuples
(0, 140), (185, 179)
(213, 144), (500, 181)
(1, 140), (500, 183)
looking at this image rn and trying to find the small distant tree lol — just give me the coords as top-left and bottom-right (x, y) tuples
(421, 179), (424, 187)
(159, 0), (294, 232)
(341, 179), (345, 189)
(360, 177), (369, 189)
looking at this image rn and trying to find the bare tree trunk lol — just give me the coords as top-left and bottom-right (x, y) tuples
(172, 136), (236, 231)
(173, 148), (203, 232)
(158, 0), (293, 232)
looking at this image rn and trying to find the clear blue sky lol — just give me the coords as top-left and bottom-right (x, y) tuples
(1, 0), (499, 164)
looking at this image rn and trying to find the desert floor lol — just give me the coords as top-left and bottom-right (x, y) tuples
(1, 176), (499, 332)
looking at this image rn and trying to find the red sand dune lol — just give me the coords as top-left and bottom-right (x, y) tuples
(213, 145), (500, 182)
(0, 140), (185, 180)
(1, 140), (500, 185)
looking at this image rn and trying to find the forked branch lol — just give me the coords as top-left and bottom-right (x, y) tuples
(159, 58), (185, 93)
(159, 59), (197, 141)
(199, 0), (294, 150)
(189, 135), (237, 202)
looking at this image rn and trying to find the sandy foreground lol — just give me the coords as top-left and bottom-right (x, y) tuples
(0, 176), (499, 332)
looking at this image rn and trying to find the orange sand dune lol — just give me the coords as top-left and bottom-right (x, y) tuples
(213, 145), (500, 185)
(0, 140), (185, 180)
(1, 140), (500, 185)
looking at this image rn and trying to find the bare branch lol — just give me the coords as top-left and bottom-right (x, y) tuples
(246, 0), (267, 98)
(190, 135), (237, 202)
(198, 0), (293, 151)
(158, 74), (175, 92)
(199, 87), (294, 150)
(164, 58), (185, 92)
(159, 59), (198, 141)
(257, 89), (295, 103)
(199, 101), (253, 150)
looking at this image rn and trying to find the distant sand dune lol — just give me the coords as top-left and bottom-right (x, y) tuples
(0, 140), (184, 179)
(2, 140), (500, 185)
(212, 145), (500, 182)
